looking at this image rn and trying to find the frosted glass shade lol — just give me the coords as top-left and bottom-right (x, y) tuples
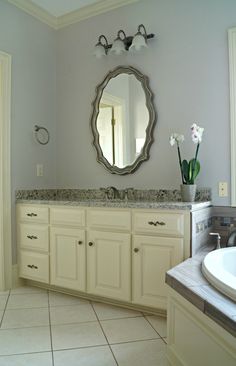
(110, 38), (126, 55)
(94, 44), (106, 59)
(130, 33), (147, 51)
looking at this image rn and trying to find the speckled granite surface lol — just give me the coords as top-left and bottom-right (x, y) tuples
(16, 199), (211, 211)
(15, 188), (211, 202)
(15, 188), (211, 211)
(166, 245), (236, 337)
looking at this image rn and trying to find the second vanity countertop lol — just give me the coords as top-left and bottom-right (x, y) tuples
(166, 245), (236, 337)
(16, 199), (211, 211)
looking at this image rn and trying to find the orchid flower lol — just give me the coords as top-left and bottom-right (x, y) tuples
(169, 124), (204, 185)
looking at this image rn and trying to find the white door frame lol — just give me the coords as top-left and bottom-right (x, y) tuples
(0, 51), (12, 290)
(229, 28), (236, 206)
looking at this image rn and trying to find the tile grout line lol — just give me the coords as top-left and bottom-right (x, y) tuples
(0, 291), (11, 328)
(143, 314), (167, 344)
(47, 291), (55, 366)
(90, 302), (119, 366)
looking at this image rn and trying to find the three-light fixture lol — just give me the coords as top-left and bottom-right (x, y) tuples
(94, 24), (155, 59)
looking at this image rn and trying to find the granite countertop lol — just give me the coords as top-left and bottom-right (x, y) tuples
(166, 245), (236, 337)
(16, 199), (211, 211)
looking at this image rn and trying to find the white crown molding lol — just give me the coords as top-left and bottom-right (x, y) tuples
(7, 0), (58, 28)
(7, 0), (141, 30)
(57, 0), (140, 29)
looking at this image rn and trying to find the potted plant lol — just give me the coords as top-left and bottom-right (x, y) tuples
(169, 123), (204, 202)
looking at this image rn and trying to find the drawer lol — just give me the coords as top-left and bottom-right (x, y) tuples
(133, 211), (185, 236)
(17, 205), (49, 224)
(88, 209), (131, 231)
(18, 224), (49, 252)
(50, 207), (86, 227)
(19, 251), (49, 283)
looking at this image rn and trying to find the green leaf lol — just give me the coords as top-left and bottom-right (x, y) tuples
(182, 160), (189, 184)
(189, 159), (200, 184)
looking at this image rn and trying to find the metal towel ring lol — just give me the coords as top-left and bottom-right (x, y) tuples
(34, 125), (50, 145)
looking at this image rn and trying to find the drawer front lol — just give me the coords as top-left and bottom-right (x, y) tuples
(88, 209), (131, 231)
(19, 251), (49, 283)
(133, 211), (184, 236)
(17, 205), (49, 224)
(50, 207), (86, 227)
(18, 224), (49, 252)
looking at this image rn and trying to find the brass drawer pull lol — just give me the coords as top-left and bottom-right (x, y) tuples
(27, 235), (38, 240)
(78, 240), (83, 245)
(27, 264), (38, 269)
(88, 242), (94, 246)
(26, 213), (38, 217)
(148, 221), (166, 226)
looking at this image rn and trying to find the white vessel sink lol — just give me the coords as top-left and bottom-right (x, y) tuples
(202, 247), (236, 302)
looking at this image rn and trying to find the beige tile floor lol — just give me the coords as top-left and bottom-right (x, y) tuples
(0, 287), (170, 366)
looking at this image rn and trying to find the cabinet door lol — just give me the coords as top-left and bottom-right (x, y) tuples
(87, 230), (131, 301)
(50, 227), (86, 292)
(132, 235), (184, 309)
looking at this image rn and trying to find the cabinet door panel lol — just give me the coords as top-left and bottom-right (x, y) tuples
(87, 230), (131, 301)
(50, 227), (86, 292)
(132, 235), (184, 309)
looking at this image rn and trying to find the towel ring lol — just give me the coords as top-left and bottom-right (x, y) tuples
(34, 125), (50, 145)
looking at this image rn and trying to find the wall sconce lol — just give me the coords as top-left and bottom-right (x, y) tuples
(94, 24), (155, 58)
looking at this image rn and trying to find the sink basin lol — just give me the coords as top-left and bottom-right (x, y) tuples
(202, 247), (236, 301)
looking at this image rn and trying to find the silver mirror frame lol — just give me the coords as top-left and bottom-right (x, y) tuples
(90, 65), (157, 175)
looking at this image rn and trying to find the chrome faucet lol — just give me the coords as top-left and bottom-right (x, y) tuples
(104, 186), (119, 200)
(209, 232), (221, 250)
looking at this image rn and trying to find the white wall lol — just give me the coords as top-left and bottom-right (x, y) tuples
(0, 0), (57, 261)
(56, 0), (236, 205)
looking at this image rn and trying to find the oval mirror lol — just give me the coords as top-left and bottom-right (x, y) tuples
(91, 66), (156, 174)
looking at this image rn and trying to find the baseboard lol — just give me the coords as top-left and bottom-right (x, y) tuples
(166, 347), (186, 366)
(12, 264), (25, 288)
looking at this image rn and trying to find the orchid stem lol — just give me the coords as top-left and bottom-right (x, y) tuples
(192, 143), (200, 180)
(177, 144), (184, 184)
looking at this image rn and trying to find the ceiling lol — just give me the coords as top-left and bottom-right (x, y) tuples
(30, 0), (101, 17)
(7, 0), (140, 29)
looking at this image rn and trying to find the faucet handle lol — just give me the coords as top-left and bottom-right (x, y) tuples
(209, 232), (221, 249)
(209, 232), (221, 239)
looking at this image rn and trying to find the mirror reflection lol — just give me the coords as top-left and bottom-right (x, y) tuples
(91, 66), (156, 175)
(97, 74), (148, 168)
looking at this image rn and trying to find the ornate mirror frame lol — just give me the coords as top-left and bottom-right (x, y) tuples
(90, 65), (157, 175)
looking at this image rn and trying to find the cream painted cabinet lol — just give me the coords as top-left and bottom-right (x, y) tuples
(17, 204), (190, 311)
(87, 230), (131, 301)
(132, 210), (187, 309)
(17, 205), (50, 283)
(50, 227), (86, 292)
(132, 235), (184, 309)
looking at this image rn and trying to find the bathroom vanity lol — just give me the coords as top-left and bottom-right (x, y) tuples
(16, 198), (210, 313)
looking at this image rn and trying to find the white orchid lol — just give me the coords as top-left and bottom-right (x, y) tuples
(169, 133), (185, 146)
(169, 123), (204, 185)
(191, 123), (204, 144)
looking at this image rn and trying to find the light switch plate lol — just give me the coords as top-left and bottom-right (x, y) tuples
(219, 182), (228, 197)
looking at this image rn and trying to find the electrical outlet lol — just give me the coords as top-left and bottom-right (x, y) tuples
(36, 164), (43, 177)
(219, 182), (228, 197)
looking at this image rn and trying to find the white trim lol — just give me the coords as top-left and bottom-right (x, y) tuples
(0, 51), (12, 291)
(12, 264), (25, 288)
(229, 28), (236, 206)
(7, 0), (140, 29)
(57, 0), (140, 29)
(7, 0), (58, 29)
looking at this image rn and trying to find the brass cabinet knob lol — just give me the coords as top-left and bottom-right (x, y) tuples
(27, 235), (38, 240)
(88, 242), (94, 246)
(134, 248), (139, 253)
(78, 240), (83, 245)
(26, 213), (37, 217)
